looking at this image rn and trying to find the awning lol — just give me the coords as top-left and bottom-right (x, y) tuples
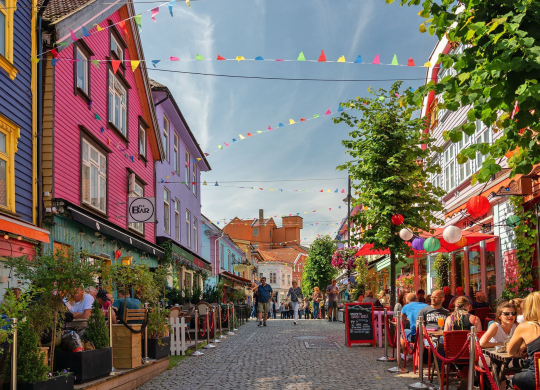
(68, 206), (164, 258)
(469, 240), (496, 252)
(356, 228), (497, 257)
(0, 215), (50, 243)
(219, 271), (252, 286)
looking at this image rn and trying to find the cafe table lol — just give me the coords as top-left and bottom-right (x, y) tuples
(482, 347), (521, 389)
(426, 329), (444, 385)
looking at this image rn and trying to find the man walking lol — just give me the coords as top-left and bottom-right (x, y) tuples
(256, 277), (273, 327)
(326, 279), (339, 322)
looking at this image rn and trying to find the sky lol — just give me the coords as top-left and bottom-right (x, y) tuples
(135, 0), (438, 246)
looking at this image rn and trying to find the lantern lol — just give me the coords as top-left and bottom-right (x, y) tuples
(423, 237), (441, 252)
(443, 226), (462, 244)
(455, 236), (467, 248)
(391, 214), (404, 225)
(506, 215), (520, 227)
(412, 237), (425, 251)
(466, 196), (490, 218)
(399, 228), (413, 241)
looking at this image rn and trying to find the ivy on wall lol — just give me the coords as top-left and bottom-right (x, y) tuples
(432, 253), (451, 290)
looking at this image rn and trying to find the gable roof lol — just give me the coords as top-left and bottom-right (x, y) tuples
(256, 246), (308, 265)
(39, 0), (96, 24)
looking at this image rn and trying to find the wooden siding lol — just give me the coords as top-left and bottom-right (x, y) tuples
(0, 0), (34, 222)
(42, 54), (54, 210)
(51, 8), (156, 243)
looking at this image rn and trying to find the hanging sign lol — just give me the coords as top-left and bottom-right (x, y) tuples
(128, 197), (156, 223)
(345, 303), (376, 348)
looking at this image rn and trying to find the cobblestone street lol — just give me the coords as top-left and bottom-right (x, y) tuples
(140, 318), (447, 390)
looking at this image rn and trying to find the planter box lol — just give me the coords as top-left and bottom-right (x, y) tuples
(3, 374), (74, 390)
(146, 337), (170, 360)
(112, 324), (141, 369)
(55, 347), (112, 383)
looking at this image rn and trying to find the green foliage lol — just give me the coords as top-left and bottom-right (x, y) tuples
(301, 236), (338, 298)
(102, 263), (160, 304)
(83, 300), (110, 349)
(354, 256), (369, 290)
(202, 284), (222, 303)
(432, 253), (451, 290)
(192, 284), (202, 303)
(3, 321), (49, 384)
(229, 289), (246, 303)
(397, 0), (540, 181)
(147, 307), (170, 339)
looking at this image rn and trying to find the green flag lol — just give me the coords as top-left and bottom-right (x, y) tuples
(94, 113), (101, 120)
(134, 14), (142, 28)
(91, 60), (100, 68)
(391, 54), (399, 65)
(297, 51), (306, 61)
(313, 114), (319, 118)
(196, 54), (205, 60)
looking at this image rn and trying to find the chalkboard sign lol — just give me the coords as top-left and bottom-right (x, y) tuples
(345, 303), (376, 347)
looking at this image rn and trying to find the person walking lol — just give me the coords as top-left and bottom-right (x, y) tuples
(304, 298), (312, 319)
(287, 280), (303, 325)
(271, 299), (277, 319)
(256, 277), (273, 327)
(288, 301), (293, 319)
(326, 279), (339, 322)
(312, 287), (322, 319)
(279, 302), (286, 319)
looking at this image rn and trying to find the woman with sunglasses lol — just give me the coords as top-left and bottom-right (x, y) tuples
(479, 302), (517, 348)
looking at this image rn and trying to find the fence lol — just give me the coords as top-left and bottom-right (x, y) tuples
(169, 317), (189, 356)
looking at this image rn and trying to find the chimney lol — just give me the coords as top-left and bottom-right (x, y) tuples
(258, 209), (264, 226)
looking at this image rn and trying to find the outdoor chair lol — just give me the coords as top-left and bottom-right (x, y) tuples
(471, 308), (491, 329)
(124, 308), (146, 324)
(513, 352), (540, 390)
(441, 330), (485, 390)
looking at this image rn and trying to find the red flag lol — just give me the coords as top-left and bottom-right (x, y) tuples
(407, 58), (415, 67)
(318, 50), (326, 62)
(217, 55), (225, 60)
(118, 20), (129, 37)
(247, 133), (253, 137)
(300, 118), (306, 122)
(50, 49), (58, 58)
(111, 60), (121, 74)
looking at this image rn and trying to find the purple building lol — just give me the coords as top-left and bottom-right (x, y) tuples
(150, 80), (212, 290)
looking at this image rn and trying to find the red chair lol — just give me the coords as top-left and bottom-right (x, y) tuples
(514, 352), (540, 390)
(441, 331), (485, 390)
(471, 308), (492, 329)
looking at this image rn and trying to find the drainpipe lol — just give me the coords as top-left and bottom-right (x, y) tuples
(36, 0), (50, 228)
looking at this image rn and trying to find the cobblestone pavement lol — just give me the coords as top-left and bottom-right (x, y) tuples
(139, 318), (457, 390)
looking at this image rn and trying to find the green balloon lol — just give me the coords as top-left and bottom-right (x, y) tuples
(423, 237), (441, 252)
(506, 214), (520, 227)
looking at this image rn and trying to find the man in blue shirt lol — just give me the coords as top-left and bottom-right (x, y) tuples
(401, 293), (428, 346)
(256, 277), (273, 327)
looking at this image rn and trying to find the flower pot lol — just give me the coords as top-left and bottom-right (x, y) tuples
(55, 348), (112, 383)
(3, 374), (74, 390)
(145, 337), (170, 360)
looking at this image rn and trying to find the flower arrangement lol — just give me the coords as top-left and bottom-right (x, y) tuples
(331, 247), (358, 274)
(396, 274), (426, 291)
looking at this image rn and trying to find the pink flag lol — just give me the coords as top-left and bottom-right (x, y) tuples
(372, 54), (380, 65)
(170, 57), (179, 61)
(268, 125), (273, 130)
(341, 189), (345, 193)
(324, 109), (331, 115)
(224, 142), (229, 146)
(151, 7), (159, 22)
(69, 29), (77, 41)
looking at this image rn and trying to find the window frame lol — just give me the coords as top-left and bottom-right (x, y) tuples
(193, 215), (198, 251)
(253, 228), (258, 236)
(162, 115), (170, 162)
(456, 132), (472, 184)
(186, 209), (191, 247)
(173, 133), (179, 174)
(0, 0), (17, 80)
(81, 136), (108, 215)
(192, 160), (197, 197)
(107, 68), (130, 141)
(128, 176), (145, 235)
(163, 187), (170, 234)
(0, 114), (20, 212)
(174, 198), (180, 241)
(184, 150), (190, 187)
(443, 144), (455, 193)
(73, 40), (94, 104)
(108, 24), (126, 71)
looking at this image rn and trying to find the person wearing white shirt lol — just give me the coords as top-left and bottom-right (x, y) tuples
(69, 288), (95, 319)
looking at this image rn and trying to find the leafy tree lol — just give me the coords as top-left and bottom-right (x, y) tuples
(301, 236), (338, 299)
(84, 300), (110, 349)
(392, 0), (540, 182)
(335, 82), (444, 307)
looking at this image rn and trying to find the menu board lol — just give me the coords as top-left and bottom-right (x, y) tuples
(345, 303), (375, 347)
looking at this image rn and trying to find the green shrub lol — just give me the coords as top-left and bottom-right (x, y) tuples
(83, 300), (110, 349)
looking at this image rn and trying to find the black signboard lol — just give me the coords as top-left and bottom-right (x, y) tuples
(345, 303), (375, 347)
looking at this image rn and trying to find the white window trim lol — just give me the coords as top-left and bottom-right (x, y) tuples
(193, 216), (197, 251)
(192, 161), (197, 197)
(108, 71), (127, 136)
(76, 48), (89, 94)
(184, 150), (190, 187)
(163, 115), (170, 162)
(110, 33), (124, 62)
(164, 187), (170, 234)
(138, 124), (146, 158)
(186, 209), (191, 247)
(129, 180), (144, 234)
(174, 133), (179, 173)
(175, 198), (180, 241)
(82, 138), (107, 213)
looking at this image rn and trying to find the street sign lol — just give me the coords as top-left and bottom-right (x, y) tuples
(128, 197), (155, 223)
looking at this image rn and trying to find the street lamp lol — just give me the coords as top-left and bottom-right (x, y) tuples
(342, 175), (352, 246)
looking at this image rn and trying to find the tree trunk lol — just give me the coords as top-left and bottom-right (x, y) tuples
(50, 309), (58, 374)
(390, 251), (396, 310)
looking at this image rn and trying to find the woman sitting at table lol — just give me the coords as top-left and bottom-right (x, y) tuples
(444, 296), (482, 331)
(472, 292), (491, 309)
(509, 292), (540, 390)
(479, 302), (517, 348)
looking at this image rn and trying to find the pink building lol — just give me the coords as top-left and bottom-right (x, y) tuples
(40, 0), (165, 266)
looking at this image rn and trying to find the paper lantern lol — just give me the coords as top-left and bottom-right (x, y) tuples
(412, 237), (425, 251)
(506, 215), (520, 227)
(466, 196), (490, 218)
(443, 226), (462, 244)
(399, 228), (413, 241)
(423, 237), (441, 252)
(455, 236), (467, 248)
(391, 214), (404, 225)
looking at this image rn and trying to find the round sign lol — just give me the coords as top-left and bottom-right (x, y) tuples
(128, 197), (155, 223)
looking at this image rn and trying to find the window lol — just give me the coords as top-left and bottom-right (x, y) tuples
(270, 272), (276, 284)
(110, 33), (124, 62)
(174, 199), (180, 240)
(443, 144), (455, 192)
(138, 125), (146, 158)
(0, 115), (19, 211)
(186, 209), (191, 247)
(108, 71), (127, 136)
(162, 116), (169, 161)
(173, 134), (179, 173)
(228, 251), (231, 271)
(193, 216), (198, 251)
(163, 187), (170, 234)
(0, 0), (16, 80)
(253, 228), (258, 236)
(82, 138), (107, 212)
(75, 48), (89, 95)
(192, 161), (197, 196)
(220, 244), (224, 269)
(260, 272), (263, 279)
(129, 179), (144, 233)
(475, 119), (492, 170)
(184, 150), (190, 186)
(456, 133), (472, 183)
(430, 154), (441, 191)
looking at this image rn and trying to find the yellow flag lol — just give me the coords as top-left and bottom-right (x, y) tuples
(327, 189), (331, 193)
(289, 119), (295, 124)
(239, 134), (245, 140)
(31, 57), (40, 64)
(186, 0), (191, 8)
(94, 24), (104, 32)
(270, 189), (273, 191)
(236, 56), (245, 62)
(131, 60), (140, 72)
(424, 61), (431, 67)
(196, 158), (201, 161)
(203, 181), (207, 185)
(337, 56), (346, 63)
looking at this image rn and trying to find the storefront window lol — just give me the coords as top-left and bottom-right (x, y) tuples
(454, 252), (465, 290)
(469, 249), (481, 294)
(486, 247), (496, 305)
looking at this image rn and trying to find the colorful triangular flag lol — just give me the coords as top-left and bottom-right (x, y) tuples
(203, 181), (207, 185)
(170, 56), (179, 61)
(94, 113), (101, 121)
(300, 118), (306, 122)
(278, 123), (284, 128)
(91, 60), (100, 68)
(232, 138), (237, 143)
(217, 55), (225, 60)
(313, 114), (319, 118)
(354, 55), (362, 64)
(247, 133), (253, 137)
(168, 0), (175, 16)
(257, 131), (263, 133)
(318, 50), (326, 62)
(239, 134), (245, 140)
(118, 21), (128, 37)
(131, 60), (140, 72)
(94, 23), (105, 32)
(289, 119), (295, 124)
(82, 26), (91, 37)
(337, 55), (346, 63)
(196, 54), (205, 60)
(372, 54), (380, 65)
(338, 104), (344, 112)
(50, 49), (58, 58)
(325, 109), (331, 115)
(215, 181), (219, 186)
(218, 145), (223, 149)
(407, 58), (415, 67)
(424, 61), (431, 67)
(51, 59), (58, 66)
(134, 15), (142, 29)
(391, 54), (399, 65)
(297, 51), (306, 61)
(69, 29), (77, 41)
(255, 56), (264, 60)
(236, 56), (245, 62)
(151, 7), (159, 22)
(111, 60), (121, 74)
(152, 60), (161, 67)
(268, 125), (273, 130)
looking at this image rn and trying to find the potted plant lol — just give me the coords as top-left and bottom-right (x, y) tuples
(145, 308), (170, 360)
(3, 321), (73, 390)
(55, 301), (112, 383)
